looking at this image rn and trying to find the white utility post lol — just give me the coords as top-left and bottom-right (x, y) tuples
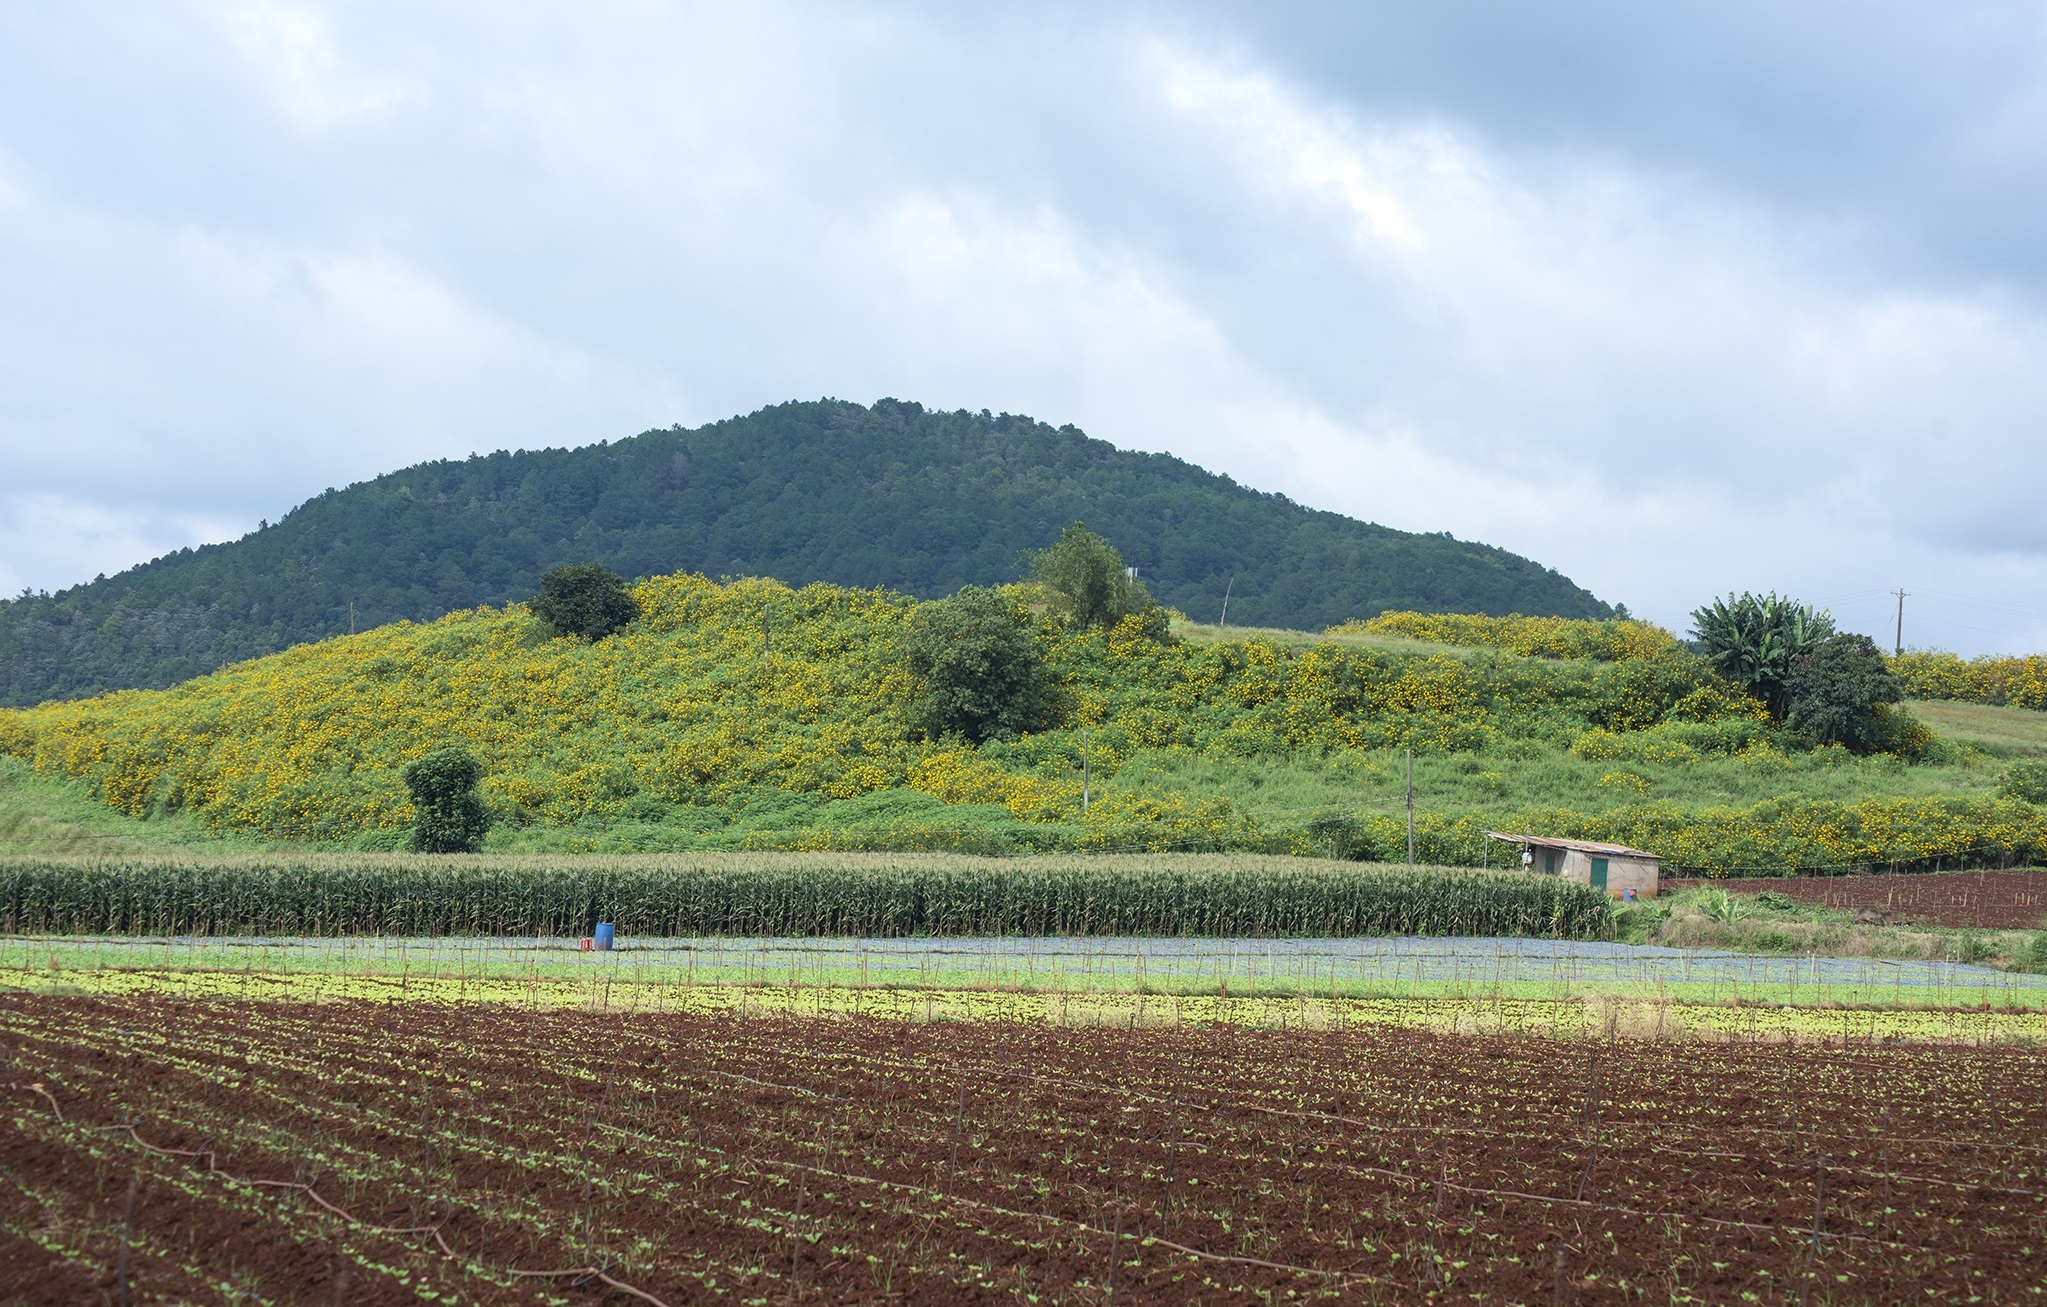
(1405, 748), (1415, 866)
(1081, 728), (1091, 815)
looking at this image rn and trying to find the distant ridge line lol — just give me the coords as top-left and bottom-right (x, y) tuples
(0, 397), (1610, 705)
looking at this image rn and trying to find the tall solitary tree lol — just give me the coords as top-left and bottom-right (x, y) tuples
(530, 563), (639, 641)
(1026, 523), (1165, 636)
(900, 586), (1048, 742)
(403, 746), (491, 853)
(1783, 632), (1904, 752)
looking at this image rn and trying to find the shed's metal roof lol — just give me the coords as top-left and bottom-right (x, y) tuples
(1485, 832), (1659, 860)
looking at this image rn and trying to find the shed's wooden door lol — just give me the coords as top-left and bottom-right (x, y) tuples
(1590, 857), (1609, 891)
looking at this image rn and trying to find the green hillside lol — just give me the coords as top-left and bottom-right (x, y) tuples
(0, 399), (1608, 706)
(4, 579), (2040, 874)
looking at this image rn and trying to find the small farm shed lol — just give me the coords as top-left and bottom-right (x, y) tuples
(1488, 832), (1660, 899)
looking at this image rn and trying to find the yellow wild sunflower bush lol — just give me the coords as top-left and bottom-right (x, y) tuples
(0, 573), (1734, 842)
(1338, 612), (1684, 662)
(1526, 795), (2047, 876)
(1892, 650), (2047, 710)
(4, 575), (925, 840)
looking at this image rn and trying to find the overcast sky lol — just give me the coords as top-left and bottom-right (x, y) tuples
(3, 2), (2045, 653)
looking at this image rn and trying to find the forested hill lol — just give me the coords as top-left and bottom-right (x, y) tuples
(0, 398), (1610, 705)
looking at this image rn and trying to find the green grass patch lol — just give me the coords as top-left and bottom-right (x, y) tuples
(1905, 699), (2047, 758)
(1617, 885), (2047, 968)
(0, 757), (264, 855)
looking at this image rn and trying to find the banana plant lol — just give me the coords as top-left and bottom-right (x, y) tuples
(1690, 592), (1834, 721)
(1701, 888), (1745, 924)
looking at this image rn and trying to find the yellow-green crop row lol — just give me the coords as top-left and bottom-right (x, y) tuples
(6, 962), (2042, 1046)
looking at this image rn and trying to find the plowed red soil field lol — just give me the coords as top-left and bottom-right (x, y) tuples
(3, 995), (2044, 1304)
(1662, 869), (2047, 928)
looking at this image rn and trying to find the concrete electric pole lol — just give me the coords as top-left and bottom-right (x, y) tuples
(1405, 748), (1415, 866)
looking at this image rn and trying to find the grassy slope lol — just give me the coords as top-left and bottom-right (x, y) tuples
(0, 758), (260, 855)
(5, 589), (2044, 869)
(1905, 699), (2047, 757)
(4, 580), (1712, 845)
(1167, 624), (2024, 818)
(1111, 739), (2003, 820)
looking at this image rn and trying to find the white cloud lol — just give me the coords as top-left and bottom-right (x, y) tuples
(1, 2), (2044, 655)
(1130, 39), (2047, 648)
(1157, 53), (1432, 255)
(0, 494), (241, 599)
(0, 162), (679, 516)
(206, 0), (413, 126)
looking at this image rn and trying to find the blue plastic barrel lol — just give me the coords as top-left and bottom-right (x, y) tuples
(594, 922), (615, 951)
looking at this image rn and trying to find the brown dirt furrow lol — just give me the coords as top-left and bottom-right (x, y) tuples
(3, 995), (2046, 1303)
(1664, 868), (2047, 927)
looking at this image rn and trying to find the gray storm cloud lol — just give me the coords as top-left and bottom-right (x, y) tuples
(1, 0), (2044, 652)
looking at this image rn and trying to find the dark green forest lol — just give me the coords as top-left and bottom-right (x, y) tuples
(0, 399), (1610, 705)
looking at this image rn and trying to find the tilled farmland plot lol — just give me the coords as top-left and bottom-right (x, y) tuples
(3, 997), (2045, 1304)
(1663, 869), (2047, 928)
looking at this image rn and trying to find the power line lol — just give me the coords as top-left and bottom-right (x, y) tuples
(1915, 587), (2047, 613)
(1815, 587), (2047, 622)
(1902, 617), (2042, 640)
(1810, 588), (1893, 607)
(1908, 588), (2047, 621)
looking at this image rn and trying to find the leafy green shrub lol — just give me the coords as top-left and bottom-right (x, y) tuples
(403, 747), (490, 853)
(2001, 760), (2047, 805)
(530, 563), (638, 641)
(1306, 812), (1376, 861)
(1754, 890), (1795, 912)
(2020, 933), (2047, 974)
(1863, 704), (1938, 760)
(900, 586), (1048, 742)
(1783, 633), (1905, 753)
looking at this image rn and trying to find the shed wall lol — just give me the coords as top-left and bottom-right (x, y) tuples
(1558, 851), (1660, 899)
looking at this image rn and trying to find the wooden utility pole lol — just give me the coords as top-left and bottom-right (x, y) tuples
(1892, 588), (1907, 657)
(1405, 748), (1415, 866)
(349, 601), (355, 635)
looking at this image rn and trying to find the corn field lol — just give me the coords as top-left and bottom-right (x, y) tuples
(0, 852), (1610, 939)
